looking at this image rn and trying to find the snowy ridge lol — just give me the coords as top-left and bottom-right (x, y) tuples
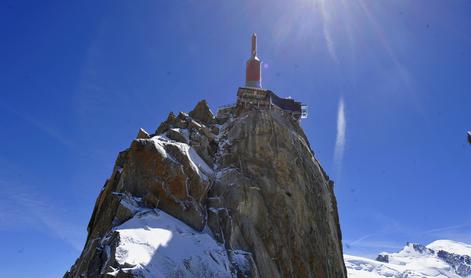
(150, 134), (214, 180)
(345, 240), (471, 278)
(428, 240), (471, 257)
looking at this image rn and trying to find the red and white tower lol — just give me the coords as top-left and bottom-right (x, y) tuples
(245, 33), (262, 88)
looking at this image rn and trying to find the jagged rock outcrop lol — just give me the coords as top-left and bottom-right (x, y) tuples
(188, 100), (216, 126)
(65, 100), (347, 278)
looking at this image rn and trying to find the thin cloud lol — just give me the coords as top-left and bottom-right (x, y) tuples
(356, 0), (423, 116)
(0, 101), (75, 149)
(319, 0), (338, 63)
(344, 238), (404, 259)
(334, 97), (346, 169)
(0, 100), (104, 163)
(420, 222), (471, 244)
(346, 239), (403, 250)
(1, 181), (85, 251)
(349, 234), (374, 246)
(423, 223), (471, 235)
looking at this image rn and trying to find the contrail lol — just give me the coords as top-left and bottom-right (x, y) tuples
(1, 181), (84, 251)
(334, 97), (346, 170)
(349, 234), (374, 246)
(422, 223), (471, 235)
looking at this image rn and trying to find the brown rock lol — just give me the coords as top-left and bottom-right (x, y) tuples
(136, 128), (150, 139)
(155, 112), (188, 135)
(189, 99), (215, 125)
(166, 128), (189, 144)
(121, 138), (210, 230)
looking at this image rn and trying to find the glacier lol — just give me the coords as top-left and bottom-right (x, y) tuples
(345, 240), (471, 278)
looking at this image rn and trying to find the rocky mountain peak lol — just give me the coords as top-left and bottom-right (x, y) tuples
(347, 240), (471, 277)
(65, 99), (347, 277)
(188, 99), (216, 126)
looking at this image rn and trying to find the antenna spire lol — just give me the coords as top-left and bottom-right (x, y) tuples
(251, 33), (257, 57)
(246, 33), (261, 88)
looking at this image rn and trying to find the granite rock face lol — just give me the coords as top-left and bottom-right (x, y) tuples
(208, 109), (346, 278)
(65, 100), (346, 278)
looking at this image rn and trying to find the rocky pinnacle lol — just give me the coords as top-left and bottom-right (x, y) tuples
(64, 99), (347, 278)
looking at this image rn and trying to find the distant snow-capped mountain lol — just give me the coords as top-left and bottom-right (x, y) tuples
(345, 240), (471, 277)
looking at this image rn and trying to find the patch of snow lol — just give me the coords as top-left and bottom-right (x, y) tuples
(215, 167), (237, 179)
(190, 120), (202, 128)
(106, 266), (119, 277)
(428, 240), (471, 257)
(110, 209), (241, 277)
(188, 147), (213, 177)
(150, 136), (213, 180)
(101, 245), (112, 275)
(218, 138), (232, 148)
(209, 207), (226, 214)
(119, 194), (141, 214)
(228, 250), (254, 275)
(170, 128), (190, 142)
(236, 114), (249, 122)
(152, 138), (170, 159)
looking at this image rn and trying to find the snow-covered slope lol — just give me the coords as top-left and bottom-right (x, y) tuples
(103, 196), (252, 277)
(428, 240), (471, 257)
(345, 240), (471, 278)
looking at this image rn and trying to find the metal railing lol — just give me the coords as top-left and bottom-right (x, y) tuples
(301, 105), (309, 119)
(217, 103), (236, 110)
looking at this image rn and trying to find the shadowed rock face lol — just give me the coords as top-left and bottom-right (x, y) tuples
(65, 100), (346, 278)
(208, 109), (346, 278)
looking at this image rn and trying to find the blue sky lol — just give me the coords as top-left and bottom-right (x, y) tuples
(1, 1), (470, 277)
